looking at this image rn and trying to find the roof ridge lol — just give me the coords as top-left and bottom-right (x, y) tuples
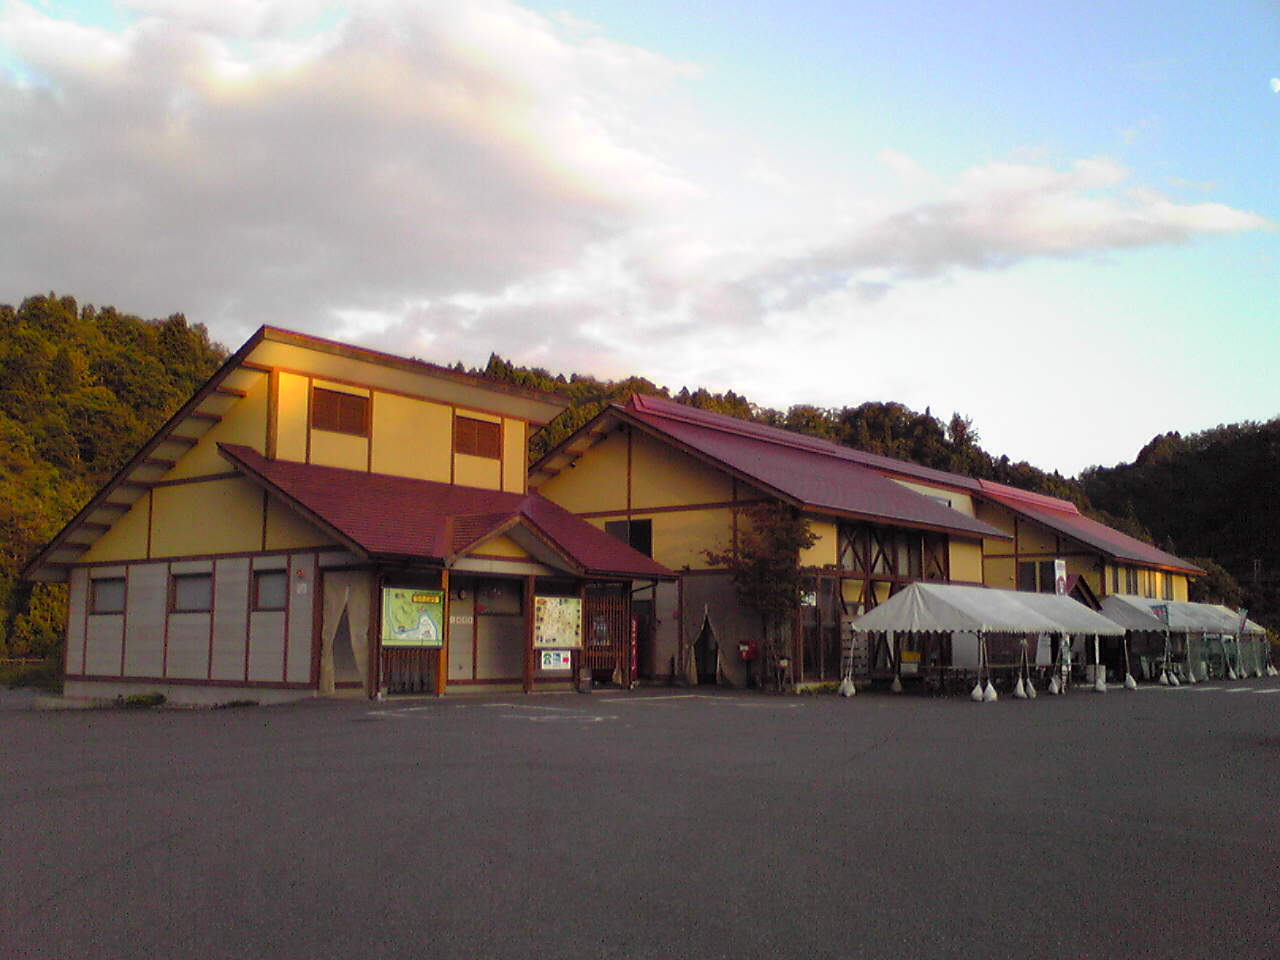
(976, 479), (1080, 515)
(627, 394), (982, 492)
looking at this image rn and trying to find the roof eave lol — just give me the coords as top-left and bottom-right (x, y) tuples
(20, 329), (270, 582)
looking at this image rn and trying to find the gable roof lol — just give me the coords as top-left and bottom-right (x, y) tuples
(23, 326), (570, 582)
(533, 395), (1005, 541)
(220, 444), (672, 581)
(976, 480), (1204, 575)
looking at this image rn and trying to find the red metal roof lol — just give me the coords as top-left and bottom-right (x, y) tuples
(620, 397), (1005, 540)
(976, 479), (1203, 574)
(628, 394), (984, 492)
(219, 444), (672, 580)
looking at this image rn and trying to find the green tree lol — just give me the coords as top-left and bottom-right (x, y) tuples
(704, 502), (817, 688)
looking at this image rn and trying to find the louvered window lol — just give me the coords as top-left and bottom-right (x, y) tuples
(454, 416), (501, 459)
(312, 387), (369, 436)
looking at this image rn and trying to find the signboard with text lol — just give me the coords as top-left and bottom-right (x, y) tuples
(533, 596), (583, 648)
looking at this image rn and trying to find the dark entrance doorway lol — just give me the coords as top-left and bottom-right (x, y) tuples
(692, 614), (718, 685)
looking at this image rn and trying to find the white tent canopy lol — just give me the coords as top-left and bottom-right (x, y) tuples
(1101, 595), (1264, 636)
(848, 583), (1124, 636)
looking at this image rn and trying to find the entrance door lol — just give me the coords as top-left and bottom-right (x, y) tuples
(447, 577), (525, 685)
(320, 570), (371, 695)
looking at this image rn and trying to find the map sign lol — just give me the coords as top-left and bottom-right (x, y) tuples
(381, 588), (444, 647)
(533, 596), (582, 648)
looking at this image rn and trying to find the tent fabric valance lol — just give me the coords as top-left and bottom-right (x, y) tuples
(848, 583), (1125, 636)
(1100, 595), (1265, 637)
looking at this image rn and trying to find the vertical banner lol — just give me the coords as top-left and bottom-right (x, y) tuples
(1053, 558), (1068, 595)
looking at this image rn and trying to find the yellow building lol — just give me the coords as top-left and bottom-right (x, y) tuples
(531, 395), (1009, 685)
(804, 447), (1204, 603)
(24, 328), (668, 704)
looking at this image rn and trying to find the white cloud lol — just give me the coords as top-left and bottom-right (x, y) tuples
(0, 1), (1272, 470)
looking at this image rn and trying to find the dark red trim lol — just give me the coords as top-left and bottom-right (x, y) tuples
(66, 673), (315, 690)
(148, 471), (241, 490)
(576, 498), (767, 520)
(70, 545), (337, 568)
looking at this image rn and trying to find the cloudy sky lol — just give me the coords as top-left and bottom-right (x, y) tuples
(2, 0), (1277, 475)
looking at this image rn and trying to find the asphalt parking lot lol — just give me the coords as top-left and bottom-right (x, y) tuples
(3, 680), (1278, 960)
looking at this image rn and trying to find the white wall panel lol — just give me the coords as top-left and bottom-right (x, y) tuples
(211, 558), (250, 681)
(286, 553), (316, 683)
(248, 612), (286, 681)
(166, 613), (210, 679)
(84, 614), (124, 676)
(124, 564), (167, 677)
(66, 568), (87, 675)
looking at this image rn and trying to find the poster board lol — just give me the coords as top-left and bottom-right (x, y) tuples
(533, 596), (582, 649)
(381, 588), (444, 646)
(539, 650), (573, 672)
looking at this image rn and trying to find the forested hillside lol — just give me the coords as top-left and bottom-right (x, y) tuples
(1083, 423), (1280, 628)
(1, 292), (1265, 663)
(0, 294), (225, 659)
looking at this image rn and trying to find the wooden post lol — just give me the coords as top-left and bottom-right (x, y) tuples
(438, 567), (449, 696)
(369, 571), (382, 698)
(523, 575), (535, 693)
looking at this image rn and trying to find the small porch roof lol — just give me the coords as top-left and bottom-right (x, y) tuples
(219, 444), (673, 581)
(848, 583), (1125, 635)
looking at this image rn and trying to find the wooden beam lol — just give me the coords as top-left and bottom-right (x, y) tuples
(77, 522), (111, 532)
(188, 411), (222, 423)
(99, 502), (132, 512)
(117, 480), (154, 490)
(142, 458), (176, 470)
(214, 385), (247, 398)
(165, 435), (199, 447)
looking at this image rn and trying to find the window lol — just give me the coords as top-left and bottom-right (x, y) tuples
(1111, 565), (1120, 594)
(1017, 562), (1038, 592)
(1017, 561), (1059, 593)
(605, 519), (653, 558)
(1162, 572), (1174, 601)
(837, 522), (946, 581)
(454, 415), (501, 459)
(1124, 567), (1139, 595)
(171, 573), (213, 613)
(90, 577), (126, 614)
(1038, 560), (1056, 594)
(253, 570), (288, 611)
(311, 387), (369, 436)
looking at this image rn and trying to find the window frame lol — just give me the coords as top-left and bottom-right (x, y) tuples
(252, 569), (288, 612)
(89, 577), (126, 615)
(170, 573), (213, 614)
(311, 387), (370, 437)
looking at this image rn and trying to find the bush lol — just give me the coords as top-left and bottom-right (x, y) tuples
(0, 657), (62, 692)
(115, 692), (166, 708)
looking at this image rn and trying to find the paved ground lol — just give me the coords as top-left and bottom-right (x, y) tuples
(3, 679), (1278, 959)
